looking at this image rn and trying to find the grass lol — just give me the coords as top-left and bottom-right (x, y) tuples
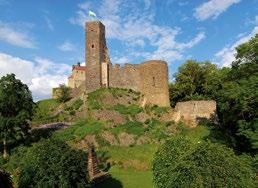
(110, 121), (146, 136)
(97, 166), (154, 188)
(31, 99), (61, 125)
(113, 104), (142, 116)
(101, 144), (158, 170)
(52, 120), (106, 141)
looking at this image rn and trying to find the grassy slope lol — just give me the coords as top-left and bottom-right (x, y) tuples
(4, 88), (213, 188)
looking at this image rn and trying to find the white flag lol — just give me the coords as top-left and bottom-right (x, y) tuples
(88, 10), (96, 18)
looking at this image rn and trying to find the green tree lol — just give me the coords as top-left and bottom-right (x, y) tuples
(57, 84), (71, 103)
(153, 136), (256, 188)
(18, 139), (89, 188)
(169, 60), (225, 106)
(216, 34), (258, 153)
(0, 74), (34, 159)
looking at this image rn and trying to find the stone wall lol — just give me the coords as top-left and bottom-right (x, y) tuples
(139, 60), (170, 107)
(109, 61), (170, 107)
(109, 64), (141, 91)
(175, 100), (217, 126)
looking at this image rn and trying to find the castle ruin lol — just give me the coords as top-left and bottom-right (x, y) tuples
(68, 21), (170, 107)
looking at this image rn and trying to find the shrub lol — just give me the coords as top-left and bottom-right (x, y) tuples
(57, 84), (71, 103)
(18, 139), (89, 187)
(73, 99), (83, 110)
(153, 136), (256, 188)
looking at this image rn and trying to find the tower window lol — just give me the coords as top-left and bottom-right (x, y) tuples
(152, 77), (156, 86)
(92, 44), (94, 48)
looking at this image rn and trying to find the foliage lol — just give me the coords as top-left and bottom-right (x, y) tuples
(153, 136), (257, 188)
(0, 74), (34, 158)
(18, 139), (89, 188)
(0, 168), (13, 188)
(72, 98), (84, 110)
(169, 60), (225, 106)
(169, 35), (258, 154)
(215, 35), (258, 153)
(57, 84), (71, 103)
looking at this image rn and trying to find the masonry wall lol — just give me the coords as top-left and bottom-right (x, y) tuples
(109, 61), (170, 107)
(139, 60), (170, 107)
(109, 64), (141, 91)
(175, 100), (217, 126)
(68, 69), (85, 88)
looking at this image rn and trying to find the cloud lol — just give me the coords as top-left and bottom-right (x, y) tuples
(70, 0), (205, 64)
(0, 21), (36, 48)
(58, 41), (76, 52)
(215, 26), (258, 67)
(194, 0), (241, 21)
(0, 52), (70, 101)
(254, 15), (258, 25)
(44, 16), (54, 31)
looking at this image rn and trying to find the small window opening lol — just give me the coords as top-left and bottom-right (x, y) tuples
(92, 44), (94, 48)
(152, 77), (156, 87)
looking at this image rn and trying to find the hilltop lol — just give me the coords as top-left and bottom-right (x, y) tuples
(27, 88), (216, 187)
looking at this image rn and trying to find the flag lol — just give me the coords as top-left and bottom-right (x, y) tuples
(88, 10), (96, 18)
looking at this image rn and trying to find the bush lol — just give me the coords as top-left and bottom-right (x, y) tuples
(153, 136), (256, 188)
(72, 99), (83, 110)
(18, 139), (89, 188)
(57, 84), (71, 103)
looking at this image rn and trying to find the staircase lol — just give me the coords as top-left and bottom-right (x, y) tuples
(87, 146), (110, 184)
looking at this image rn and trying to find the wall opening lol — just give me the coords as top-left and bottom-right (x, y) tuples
(92, 44), (94, 48)
(152, 77), (156, 86)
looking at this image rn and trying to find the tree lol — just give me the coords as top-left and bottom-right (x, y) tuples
(153, 136), (256, 188)
(215, 34), (258, 153)
(18, 139), (90, 187)
(0, 74), (34, 159)
(57, 84), (71, 103)
(169, 60), (226, 106)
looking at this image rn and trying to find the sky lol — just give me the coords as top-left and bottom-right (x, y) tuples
(0, 0), (257, 101)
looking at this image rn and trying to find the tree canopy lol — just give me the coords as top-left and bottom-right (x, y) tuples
(18, 139), (89, 188)
(169, 34), (258, 154)
(153, 136), (256, 188)
(0, 74), (34, 159)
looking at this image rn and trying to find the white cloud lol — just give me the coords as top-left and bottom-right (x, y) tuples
(255, 15), (258, 25)
(194, 0), (241, 21)
(44, 16), (54, 31)
(58, 41), (76, 52)
(0, 52), (70, 101)
(0, 21), (36, 48)
(70, 0), (205, 64)
(215, 26), (258, 67)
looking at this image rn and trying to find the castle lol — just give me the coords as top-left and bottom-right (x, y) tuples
(67, 21), (170, 107)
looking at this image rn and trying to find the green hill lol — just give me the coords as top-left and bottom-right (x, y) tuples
(3, 88), (213, 188)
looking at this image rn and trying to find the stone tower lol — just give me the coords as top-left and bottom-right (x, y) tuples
(85, 21), (110, 92)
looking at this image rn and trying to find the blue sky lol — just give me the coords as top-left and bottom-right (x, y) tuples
(0, 0), (257, 101)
